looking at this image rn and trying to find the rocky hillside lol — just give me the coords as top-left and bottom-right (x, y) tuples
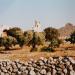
(58, 23), (75, 37)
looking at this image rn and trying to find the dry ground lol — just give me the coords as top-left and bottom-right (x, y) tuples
(0, 43), (75, 62)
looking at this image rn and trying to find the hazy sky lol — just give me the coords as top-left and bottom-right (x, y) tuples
(0, 0), (75, 30)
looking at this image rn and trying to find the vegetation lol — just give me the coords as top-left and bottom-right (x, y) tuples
(0, 26), (62, 52)
(44, 27), (60, 49)
(6, 27), (23, 38)
(0, 36), (17, 50)
(0, 27), (26, 49)
(16, 35), (26, 48)
(41, 46), (54, 52)
(29, 31), (45, 52)
(66, 31), (75, 44)
(44, 27), (59, 41)
(24, 30), (33, 45)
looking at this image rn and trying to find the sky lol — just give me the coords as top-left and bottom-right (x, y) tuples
(0, 0), (75, 30)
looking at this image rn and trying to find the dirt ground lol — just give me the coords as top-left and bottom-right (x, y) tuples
(0, 44), (75, 62)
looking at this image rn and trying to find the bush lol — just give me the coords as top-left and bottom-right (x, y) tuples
(30, 47), (38, 52)
(41, 46), (54, 52)
(65, 31), (75, 44)
(50, 39), (62, 48)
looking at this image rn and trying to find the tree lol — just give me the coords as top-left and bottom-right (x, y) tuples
(29, 31), (45, 52)
(3, 27), (26, 48)
(44, 27), (59, 41)
(66, 31), (75, 44)
(0, 36), (17, 50)
(16, 35), (27, 48)
(44, 27), (60, 48)
(0, 37), (4, 46)
(24, 30), (33, 45)
(6, 27), (23, 38)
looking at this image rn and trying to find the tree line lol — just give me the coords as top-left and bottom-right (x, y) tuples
(0, 27), (75, 52)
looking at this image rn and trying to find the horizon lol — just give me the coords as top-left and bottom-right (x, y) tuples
(0, 0), (75, 30)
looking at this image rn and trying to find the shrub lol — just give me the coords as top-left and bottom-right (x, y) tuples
(41, 46), (54, 52)
(30, 47), (38, 52)
(65, 31), (75, 44)
(50, 39), (62, 48)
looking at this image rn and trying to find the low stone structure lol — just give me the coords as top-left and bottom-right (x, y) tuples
(0, 57), (74, 75)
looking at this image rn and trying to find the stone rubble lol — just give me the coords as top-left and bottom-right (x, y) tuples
(0, 57), (74, 75)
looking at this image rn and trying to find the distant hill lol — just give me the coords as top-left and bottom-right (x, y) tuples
(58, 23), (75, 37)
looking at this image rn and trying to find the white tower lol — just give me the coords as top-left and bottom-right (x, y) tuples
(0, 25), (3, 36)
(33, 20), (41, 32)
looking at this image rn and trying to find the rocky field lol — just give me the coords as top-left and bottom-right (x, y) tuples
(0, 57), (75, 75)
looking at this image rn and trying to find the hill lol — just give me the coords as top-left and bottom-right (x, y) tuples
(58, 23), (75, 38)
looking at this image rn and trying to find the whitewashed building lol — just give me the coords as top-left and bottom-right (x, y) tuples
(0, 25), (11, 37)
(33, 20), (41, 32)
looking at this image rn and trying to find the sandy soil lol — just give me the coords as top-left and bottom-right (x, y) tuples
(0, 44), (75, 62)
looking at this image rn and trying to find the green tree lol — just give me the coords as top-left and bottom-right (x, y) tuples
(24, 30), (33, 45)
(6, 27), (23, 38)
(66, 31), (75, 44)
(17, 35), (26, 48)
(44, 27), (59, 41)
(0, 36), (17, 50)
(29, 31), (45, 52)
(44, 27), (60, 48)
(50, 38), (61, 48)
(0, 37), (4, 46)
(3, 27), (26, 48)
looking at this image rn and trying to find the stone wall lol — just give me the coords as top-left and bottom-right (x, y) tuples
(0, 57), (75, 75)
